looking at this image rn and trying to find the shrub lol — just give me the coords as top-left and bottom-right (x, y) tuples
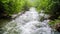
(49, 19), (60, 31)
(49, 19), (60, 27)
(34, 0), (60, 19)
(0, 0), (25, 16)
(0, 0), (33, 17)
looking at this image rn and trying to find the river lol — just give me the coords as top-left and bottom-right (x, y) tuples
(0, 7), (59, 34)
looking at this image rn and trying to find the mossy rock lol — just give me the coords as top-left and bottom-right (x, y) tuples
(49, 20), (60, 32)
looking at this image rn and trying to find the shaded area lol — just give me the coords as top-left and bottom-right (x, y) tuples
(0, 19), (11, 28)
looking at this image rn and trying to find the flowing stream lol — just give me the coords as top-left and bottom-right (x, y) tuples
(2, 7), (54, 34)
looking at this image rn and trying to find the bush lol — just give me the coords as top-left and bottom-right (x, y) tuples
(49, 19), (60, 31)
(22, 0), (33, 11)
(0, 0), (33, 17)
(34, 0), (51, 12)
(34, 0), (60, 20)
(49, 20), (60, 26)
(0, 0), (25, 16)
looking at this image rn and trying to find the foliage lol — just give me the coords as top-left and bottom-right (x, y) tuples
(0, 0), (20, 16)
(0, 0), (33, 17)
(1, 0), (60, 19)
(34, 0), (60, 20)
(48, 19), (60, 32)
(22, 0), (33, 11)
(49, 19), (60, 27)
(34, 0), (51, 12)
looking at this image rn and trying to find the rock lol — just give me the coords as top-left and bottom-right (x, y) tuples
(55, 23), (60, 32)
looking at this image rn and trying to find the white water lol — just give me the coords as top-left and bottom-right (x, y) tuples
(3, 7), (54, 34)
